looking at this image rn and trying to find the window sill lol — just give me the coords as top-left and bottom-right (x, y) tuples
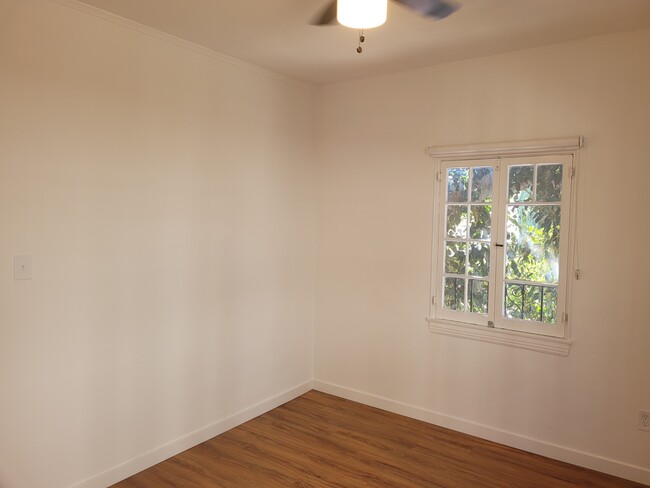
(426, 318), (571, 356)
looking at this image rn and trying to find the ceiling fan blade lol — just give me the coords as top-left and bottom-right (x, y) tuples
(392, 0), (459, 19)
(311, 0), (338, 25)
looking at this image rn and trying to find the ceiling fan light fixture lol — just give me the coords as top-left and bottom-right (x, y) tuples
(337, 0), (388, 29)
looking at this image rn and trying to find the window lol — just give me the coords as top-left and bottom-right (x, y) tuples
(427, 139), (581, 353)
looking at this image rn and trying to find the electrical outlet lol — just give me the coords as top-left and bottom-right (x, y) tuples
(640, 411), (650, 432)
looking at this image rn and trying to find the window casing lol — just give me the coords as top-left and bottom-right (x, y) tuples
(429, 141), (579, 344)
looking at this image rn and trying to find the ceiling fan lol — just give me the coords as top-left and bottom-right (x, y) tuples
(311, 0), (459, 52)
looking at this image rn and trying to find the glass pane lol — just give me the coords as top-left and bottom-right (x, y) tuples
(444, 277), (465, 311)
(447, 168), (469, 203)
(522, 285), (542, 322)
(542, 287), (558, 324)
(505, 205), (561, 284)
(445, 241), (466, 275)
(469, 204), (491, 240)
(469, 279), (489, 314)
(504, 283), (523, 319)
(504, 284), (558, 323)
(537, 164), (563, 202)
(508, 165), (534, 203)
(471, 167), (493, 203)
(446, 205), (468, 238)
(468, 242), (490, 277)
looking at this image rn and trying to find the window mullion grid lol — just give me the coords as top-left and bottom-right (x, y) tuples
(437, 159), (500, 324)
(433, 153), (573, 340)
(497, 156), (570, 333)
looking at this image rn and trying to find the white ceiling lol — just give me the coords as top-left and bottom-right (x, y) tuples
(75, 0), (650, 84)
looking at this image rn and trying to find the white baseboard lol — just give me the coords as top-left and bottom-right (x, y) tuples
(313, 380), (650, 486)
(69, 380), (313, 488)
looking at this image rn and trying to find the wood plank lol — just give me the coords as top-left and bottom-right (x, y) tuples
(112, 391), (646, 487)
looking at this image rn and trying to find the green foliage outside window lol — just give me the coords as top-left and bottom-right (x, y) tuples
(504, 164), (563, 324)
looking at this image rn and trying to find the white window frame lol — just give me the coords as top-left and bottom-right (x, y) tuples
(426, 138), (583, 356)
(435, 158), (500, 327)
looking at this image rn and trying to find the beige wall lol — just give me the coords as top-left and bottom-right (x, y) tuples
(0, 1), (315, 487)
(315, 31), (650, 483)
(2, 0), (650, 486)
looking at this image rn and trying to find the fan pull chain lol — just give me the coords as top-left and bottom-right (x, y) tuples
(356, 29), (365, 53)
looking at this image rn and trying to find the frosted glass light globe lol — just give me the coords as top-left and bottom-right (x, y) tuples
(337, 0), (388, 29)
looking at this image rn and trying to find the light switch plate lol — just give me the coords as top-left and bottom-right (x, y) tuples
(14, 255), (32, 280)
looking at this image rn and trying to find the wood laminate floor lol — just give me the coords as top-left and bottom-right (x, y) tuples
(113, 391), (645, 487)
